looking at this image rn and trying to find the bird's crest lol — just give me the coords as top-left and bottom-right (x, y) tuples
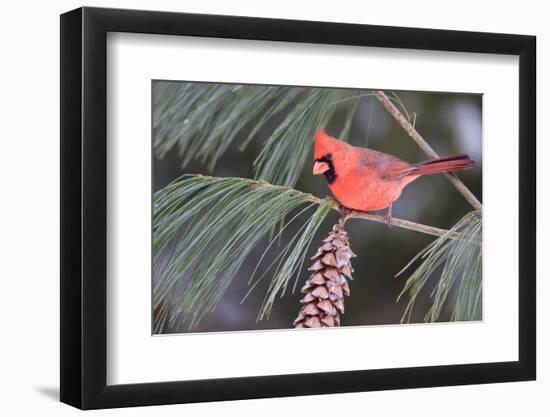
(314, 128), (347, 160)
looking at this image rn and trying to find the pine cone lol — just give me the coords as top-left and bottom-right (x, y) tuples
(294, 222), (355, 328)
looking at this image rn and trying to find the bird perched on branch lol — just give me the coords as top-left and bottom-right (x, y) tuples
(313, 128), (475, 222)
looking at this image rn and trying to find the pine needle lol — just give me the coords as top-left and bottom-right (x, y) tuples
(153, 81), (337, 188)
(396, 210), (483, 323)
(253, 89), (336, 186)
(152, 175), (332, 331)
(152, 81), (304, 172)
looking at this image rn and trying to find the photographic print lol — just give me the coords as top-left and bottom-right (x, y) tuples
(60, 9), (535, 407)
(152, 81), (482, 335)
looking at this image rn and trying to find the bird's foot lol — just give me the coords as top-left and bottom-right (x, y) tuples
(337, 204), (352, 227)
(385, 204), (393, 228)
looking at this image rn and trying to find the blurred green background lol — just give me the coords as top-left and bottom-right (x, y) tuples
(153, 82), (482, 333)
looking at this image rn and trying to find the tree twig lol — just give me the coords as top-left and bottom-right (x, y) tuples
(308, 195), (480, 244)
(347, 211), (461, 239)
(373, 90), (482, 210)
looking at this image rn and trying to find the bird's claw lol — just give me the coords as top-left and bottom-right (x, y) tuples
(385, 205), (393, 228)
(337, 204), (352, 226)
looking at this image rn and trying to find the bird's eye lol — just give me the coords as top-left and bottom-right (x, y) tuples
(326, 153), (333, 160)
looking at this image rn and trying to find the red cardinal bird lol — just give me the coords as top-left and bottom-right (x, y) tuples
(313, 128), (475, 221)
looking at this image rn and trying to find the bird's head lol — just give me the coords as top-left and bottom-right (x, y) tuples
(313, 128), (346, 183)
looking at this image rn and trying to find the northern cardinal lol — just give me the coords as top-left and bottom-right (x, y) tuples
(313, 128), (475, 221)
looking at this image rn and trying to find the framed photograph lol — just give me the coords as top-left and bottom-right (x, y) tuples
(60, 6), (536, 409)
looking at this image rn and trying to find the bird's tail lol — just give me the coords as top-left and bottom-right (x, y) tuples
(412, 155), (475, 176)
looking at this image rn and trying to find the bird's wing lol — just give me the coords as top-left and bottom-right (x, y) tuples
(360, 148), (417, 180)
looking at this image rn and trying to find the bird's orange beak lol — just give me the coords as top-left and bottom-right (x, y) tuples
(313, 161), (330, 175)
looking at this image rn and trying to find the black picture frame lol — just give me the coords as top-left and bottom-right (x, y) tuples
(60, 6), (536, 410)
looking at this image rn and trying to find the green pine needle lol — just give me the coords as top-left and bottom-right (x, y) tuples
(153, 82), (305, 171)
(153, 81), (337, 187)
(152, 174), (332, 332)
(253, 89), (336, 186)
(396, 210), (482, 323)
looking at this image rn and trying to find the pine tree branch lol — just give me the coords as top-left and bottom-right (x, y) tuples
(373, 90), (482, 210)
(395, 209), (482, 323)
